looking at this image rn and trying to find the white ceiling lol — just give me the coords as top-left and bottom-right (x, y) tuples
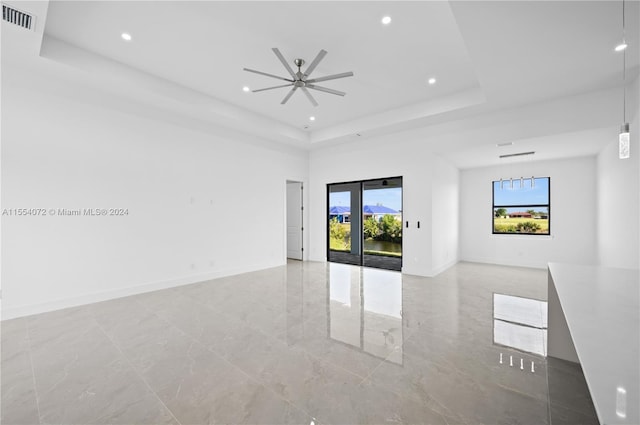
(43, 1), (483, 131)
(7, 1), (640, 167)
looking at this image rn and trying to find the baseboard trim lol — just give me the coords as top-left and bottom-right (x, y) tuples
(1, 261), (283, 320)
(429, 258), (460, 277)
(460, 256), (548, 269)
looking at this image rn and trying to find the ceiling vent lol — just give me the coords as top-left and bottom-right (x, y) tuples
(499, 151), (535, 159)
(2, 3), (34, 30)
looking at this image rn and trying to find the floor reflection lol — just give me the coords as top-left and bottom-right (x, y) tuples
(3, 260), (602, 425)
(328, 263), (403, 364)
(493, 293), (548, 356)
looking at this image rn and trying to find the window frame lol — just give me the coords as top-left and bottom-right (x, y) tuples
(491, 177), (551, 236)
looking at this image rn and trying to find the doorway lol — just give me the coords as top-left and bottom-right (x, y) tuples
(327, 177), (402, 271)
(286, 181), (303, 260)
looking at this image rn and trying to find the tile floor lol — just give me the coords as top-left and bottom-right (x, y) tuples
(1, 261), (599, 424)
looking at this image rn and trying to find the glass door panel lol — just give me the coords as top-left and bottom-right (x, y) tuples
(328, 183), (361, 265)
(362, 178), (402, 271)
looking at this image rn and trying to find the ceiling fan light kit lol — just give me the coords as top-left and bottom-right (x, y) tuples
(243, 48), (354, 106)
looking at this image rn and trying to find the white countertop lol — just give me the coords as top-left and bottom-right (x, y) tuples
(548, 263), (639, 425)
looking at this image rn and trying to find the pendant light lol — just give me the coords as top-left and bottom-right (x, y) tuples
(620, 123), (630, 159)
(619, 0), (630, 159)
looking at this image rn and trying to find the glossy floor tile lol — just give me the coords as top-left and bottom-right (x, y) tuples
(1, 261), (599, 424)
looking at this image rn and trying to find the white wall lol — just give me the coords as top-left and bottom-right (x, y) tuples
(1, 59), (308, 319)
(431, 156), (460, 275)
(308, 134), (459, 277)
(460, 157), (597, 268)
(596, 78), (640, 269)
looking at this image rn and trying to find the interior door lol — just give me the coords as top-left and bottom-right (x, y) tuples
(287, 181), (303, 260)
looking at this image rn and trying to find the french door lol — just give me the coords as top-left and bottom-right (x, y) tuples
(327, 182), (361, 265)
(327, 177), (402, 271)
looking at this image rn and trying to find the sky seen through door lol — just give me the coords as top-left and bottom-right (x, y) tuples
(330, 188), (402, 211)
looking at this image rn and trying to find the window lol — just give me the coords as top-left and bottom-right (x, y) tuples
(492, 177), (550, 235)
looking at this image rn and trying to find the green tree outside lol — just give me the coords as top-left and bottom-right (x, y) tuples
(378, 214), (402, 243)
(329, 217), (351, 251)
(494, 208), (507, 218)
(363, 217), (380, 239)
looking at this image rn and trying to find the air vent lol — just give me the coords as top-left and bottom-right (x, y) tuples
(2, 4), (34, 30)
(499, 151), (535, 159)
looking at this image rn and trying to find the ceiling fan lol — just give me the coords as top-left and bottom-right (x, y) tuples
(243, 48), (354, 107)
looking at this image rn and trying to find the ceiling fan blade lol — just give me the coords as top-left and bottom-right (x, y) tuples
(252, 83), (294, 93)
(243, 68), (293, 82)
(303, 49), (327, 80)
(281, 86), (298, 104)
(272, 48), (297, 79)
(301, 87), (319, 107)
(306, 84), (346, 96)
(306, 71), (354, 84)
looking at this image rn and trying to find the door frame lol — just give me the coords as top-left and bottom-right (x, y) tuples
(326, 176), (403, 270)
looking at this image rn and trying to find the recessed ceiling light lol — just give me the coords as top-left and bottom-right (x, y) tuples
(121, 32), (132, 41)
(381, 16), (392, 25)
(615, 42), (628, 52)
(309, 116), (316, 121)
(242, 86), (250, 92)
(428, 77), (437, 85)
